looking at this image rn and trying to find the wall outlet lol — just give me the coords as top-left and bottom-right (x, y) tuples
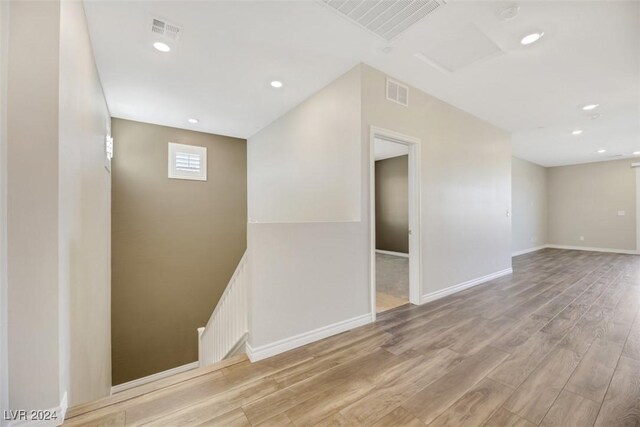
(531, 236), (537, 242)
(579, 236), (585, 241)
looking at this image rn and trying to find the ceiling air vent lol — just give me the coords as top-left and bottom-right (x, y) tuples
(319, 0), (445, 41)
(386, 78), (409, 107)
(151, 18), (183, 41)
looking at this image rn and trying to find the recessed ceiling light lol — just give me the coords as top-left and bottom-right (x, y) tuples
(521, 32), (544, 45)
(571, 129), (583, 135)
(188, 118), (199, 124)
(153, 42), (171, 52)
(589, 113), (601, 120)
(582, 103), (599, 111)
(270, 81), (283, 88)
(596, 149), (607, 154)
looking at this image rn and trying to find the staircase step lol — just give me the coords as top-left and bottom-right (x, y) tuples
(65, 354), (248, 420)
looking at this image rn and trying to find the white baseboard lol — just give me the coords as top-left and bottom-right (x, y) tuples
(512, 245), (547, 257)
(375, 249), (409, 258)
(8, 392), (66, 427)
(224, 332), (248, 359)
(513, 244), (638, 257)
(246, 313), (373, 362)
(420, 268), (513, 305)
(111, 362), (198, 394)
(545, 244), (638, 255)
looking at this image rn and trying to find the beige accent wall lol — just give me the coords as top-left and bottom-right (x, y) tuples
(548, 159), (636, 251)
(362, 65), (512, 296)
(375, 156), (409, 253)
(512, 156), (548, 254)
(6, 0), (112, 411)
(111, 119), (247, 385)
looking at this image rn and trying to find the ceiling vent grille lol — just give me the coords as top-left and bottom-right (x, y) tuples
(319, 0), (445, 41)
(151, 18), (183, 41)
(386, 78), (409, 107)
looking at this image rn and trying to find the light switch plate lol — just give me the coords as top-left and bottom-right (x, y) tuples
(618, 210), (626, 216)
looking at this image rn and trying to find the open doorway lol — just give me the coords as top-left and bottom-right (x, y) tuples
(370, 127), (422, 318)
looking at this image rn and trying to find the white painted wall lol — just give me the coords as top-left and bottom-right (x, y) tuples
(512, 157), (548, 255)
(248, 222), (369, 349)
(7, 0), (62, 412)
(58, 0), (112, 406)
(5, 0), (112, 415)
(247, 64), (512, 357)
(0, 1), (9, 424)
(247, 66), (369, 353)
(361, 65), (512, 298)
(248, 66), (362, 223)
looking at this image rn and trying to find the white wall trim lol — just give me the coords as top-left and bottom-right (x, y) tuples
(420, 268), (513, 305)
(7, 392), (66, 427)
(246, 313), (373, 362)
(545, 244), (638, 255)
(375, 249), (409, 258)
(110, 362), (198, 395)
(512, 245), (547, 257)
(224, 332), (248, 359)
(513, 244), (638, 257)
(635, 165), (640, 253)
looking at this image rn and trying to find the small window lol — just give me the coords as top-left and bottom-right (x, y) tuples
(168, 142), (207, 181)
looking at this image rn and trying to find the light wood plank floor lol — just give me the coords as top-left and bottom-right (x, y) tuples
(64, 249), (640, 426)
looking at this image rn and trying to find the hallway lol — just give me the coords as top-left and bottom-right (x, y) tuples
(64, 249), (640, 426)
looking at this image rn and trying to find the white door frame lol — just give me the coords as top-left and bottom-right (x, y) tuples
(634, 162), (640, 254)
(370, 126), (422, 320)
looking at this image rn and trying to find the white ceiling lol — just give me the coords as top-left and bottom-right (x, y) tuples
(375, 138), (409, 160)
(84, 0), (640, 167)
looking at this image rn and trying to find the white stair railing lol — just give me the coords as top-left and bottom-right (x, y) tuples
(198, 251), (248, 366)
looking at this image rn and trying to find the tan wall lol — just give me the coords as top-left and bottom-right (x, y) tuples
(59, 0), (112, 406)
(362, 65), (512, 297)
(111, 119), (247, 385)
(548, 159), (636, 251)
(375, 156), (408, 253)
(512, 156), (548, 254)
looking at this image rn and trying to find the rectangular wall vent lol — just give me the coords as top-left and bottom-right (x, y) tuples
(151, 18), (183, 41)
(386, 78), (409, 107)
(319, 0), (445, 41)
